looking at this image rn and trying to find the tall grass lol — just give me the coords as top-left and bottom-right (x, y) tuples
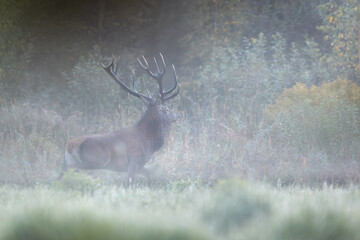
(1, 81), (360, 185)
(1, 34), (360, 186)
(0, 180), (359, 240)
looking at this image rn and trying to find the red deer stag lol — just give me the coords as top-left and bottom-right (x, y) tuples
(60, 53), (180, 186)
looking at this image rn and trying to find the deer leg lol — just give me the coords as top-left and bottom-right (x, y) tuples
(126, 163), (137, 188)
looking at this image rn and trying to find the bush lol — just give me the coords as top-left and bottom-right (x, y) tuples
(318, 0), (360, 82)
(266, 79), (360, 162)
(183, 33), (323, 136)
(263, 208), (360, 240)
(61, 47), (143, 120)
(2, 208), (210, 240)
(52, 170), (102, 193)
(0, 102), (65, 184)
(202, 180), (270, 233)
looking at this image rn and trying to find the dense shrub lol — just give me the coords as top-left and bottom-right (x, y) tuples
(183, 33), (323, 136)
(202, 180), (270, 233)
(52, 170), (102, 193)
(261, 208), (360, 240)
(265, 79), (360, 162)
(0, 103), (65, 184)
(63, 48), (130, 117)
(3, 208), (210, 240)
(318, 0), (360, 82)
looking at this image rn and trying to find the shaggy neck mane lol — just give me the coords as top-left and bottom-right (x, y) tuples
(137, 108), (165, 152)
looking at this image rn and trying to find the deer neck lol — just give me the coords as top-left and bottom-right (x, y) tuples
(137, 112), (165, 153)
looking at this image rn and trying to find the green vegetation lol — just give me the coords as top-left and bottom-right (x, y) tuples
(1, 0), (360, 238)
(202, 180), (270, 233)
(0, 0), (359, 185)
(0, 180), (360, 240)
(318, 0), (360, 81)
(266, 79), (360, 160)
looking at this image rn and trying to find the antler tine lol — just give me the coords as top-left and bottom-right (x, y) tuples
(153, 56), (164, 96)
(101, 55), (114, 69)
(172, 64), (178, 79)
(137, 54), (166, 81)
(141, 76), (152, 99)
(159, 52), (166, 73)
(137, 57), (146, 69)
(131, 69), (137, 92)
(137, 55), (153, 76)
(132, 70), (154, 100)
(160, 64), (180, 101)
(137, 56), (154, 77)
(162, 64), (179, 96)
(153, 53), (166, 75)
(163, 84), (180, 101)
(137, 53), (167, 100)
(108, 53), (179, 102)
(140, 55), (157, 77)
(142, 55), (149, 68)
(113, 56), (119, 75)
(102, 56), (153, 102)
(154, 57), (161, 74)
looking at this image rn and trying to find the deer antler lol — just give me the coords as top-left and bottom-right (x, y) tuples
(137, 53), (180, 102)
(102, 53), (179, 103)
(101, 56), (154, 102)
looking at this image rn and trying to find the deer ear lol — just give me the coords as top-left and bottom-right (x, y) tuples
(140, 96), (150, 107)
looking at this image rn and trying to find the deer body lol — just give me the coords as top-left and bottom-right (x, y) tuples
(65, 128), (151, 172)
(61, 53), (179, 186)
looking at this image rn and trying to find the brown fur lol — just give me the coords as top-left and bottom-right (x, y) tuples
(61, 100), (177, 186)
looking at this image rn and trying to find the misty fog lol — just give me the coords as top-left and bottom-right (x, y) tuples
(0, 0), (360, 239)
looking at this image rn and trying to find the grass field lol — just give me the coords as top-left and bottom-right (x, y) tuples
(0, 176), (359, 240)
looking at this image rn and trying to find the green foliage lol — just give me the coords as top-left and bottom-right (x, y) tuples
(202, 180), (270, 233)
(62, 48), (144, 120)
(181, 0), (324, 66)
(52, 170), (101, 193)
(185, 33), (323, 135)
(0, 102), (63, 140)
(243, 185), (360, 240)
(0, 0), (34, 99)
(63, 48), (119, 115)
(1, 0), (360, 186)
(1, 183), (360, 240)
(244, 0), (324, 42)
(318, 0), (360, 82)
(266, 79), (360, 161)
(3, 209), (210, 240)
(268, 208), (359, 240)
(0, 102), (65, 184)
(0, 184), (212, 240)
(181, 0), (251, 64)
(0, 0), (328, 101)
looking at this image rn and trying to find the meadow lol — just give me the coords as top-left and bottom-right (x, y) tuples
(0, 178), (359, 240)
